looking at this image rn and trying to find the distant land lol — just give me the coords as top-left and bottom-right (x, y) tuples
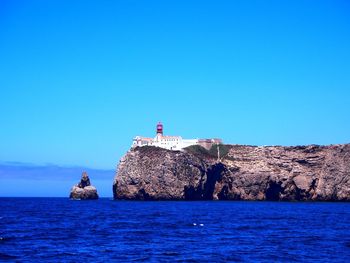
(0, 162), (114, 197)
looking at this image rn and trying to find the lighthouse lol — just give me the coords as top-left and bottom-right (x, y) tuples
(132, 122), (221, 150)
(156, 122), (163, 136)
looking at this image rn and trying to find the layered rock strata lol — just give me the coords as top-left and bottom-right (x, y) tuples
(113, 144), (350, 201)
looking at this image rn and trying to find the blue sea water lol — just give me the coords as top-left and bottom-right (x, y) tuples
(1, 199), (350, 262)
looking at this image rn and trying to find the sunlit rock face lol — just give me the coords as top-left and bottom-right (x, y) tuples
(70, 172), (98, 200)
(212, 144), (350, 201)
(113, 147), (208, 200)
(113, 144), (350, 201)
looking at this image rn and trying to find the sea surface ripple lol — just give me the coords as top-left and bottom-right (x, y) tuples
(1, 198), (350, 262)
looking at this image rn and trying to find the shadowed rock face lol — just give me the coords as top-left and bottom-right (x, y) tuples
(113, 144), (350, 201)
(70, 172), (98, 200)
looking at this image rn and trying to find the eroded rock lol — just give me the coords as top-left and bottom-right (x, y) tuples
(70, 172), (98, 200)
(113, 144), (350, 201)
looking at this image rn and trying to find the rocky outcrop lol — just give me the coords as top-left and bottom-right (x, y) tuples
(70, 172), (98, 200)
(113, 146), (207, 200)
(113, 144), (350, 201)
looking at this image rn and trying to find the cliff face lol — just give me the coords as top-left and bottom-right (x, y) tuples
(113, 144), (350, 201)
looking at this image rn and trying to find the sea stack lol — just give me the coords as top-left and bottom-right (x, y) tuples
(70, 171), (99, 200)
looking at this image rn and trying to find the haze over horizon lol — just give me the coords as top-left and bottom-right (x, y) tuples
(1, 0), (350, 196)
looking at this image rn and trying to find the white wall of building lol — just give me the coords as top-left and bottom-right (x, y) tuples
(132, 135), (199, 150)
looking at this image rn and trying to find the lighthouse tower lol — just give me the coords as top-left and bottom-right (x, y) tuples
(156, 122), (163, 136)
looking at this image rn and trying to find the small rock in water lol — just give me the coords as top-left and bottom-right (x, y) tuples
(69, 171), (99, 200)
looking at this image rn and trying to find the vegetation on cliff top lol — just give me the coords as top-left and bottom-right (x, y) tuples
(184, 144), (232, 160)
(132, 144), (233, 161)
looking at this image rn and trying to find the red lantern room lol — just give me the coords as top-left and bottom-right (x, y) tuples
(156, 122), (163, 135)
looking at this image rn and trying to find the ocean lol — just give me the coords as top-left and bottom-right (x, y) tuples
(1, 198), (350, 262)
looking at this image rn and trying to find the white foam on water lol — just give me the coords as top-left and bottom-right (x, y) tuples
(193, 223), (197, 226)
(199, 224), (204, 227)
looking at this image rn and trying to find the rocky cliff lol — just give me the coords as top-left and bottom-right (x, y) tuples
(113, 144), (350, 201)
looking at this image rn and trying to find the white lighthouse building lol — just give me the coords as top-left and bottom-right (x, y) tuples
(131, 122), (222, 151)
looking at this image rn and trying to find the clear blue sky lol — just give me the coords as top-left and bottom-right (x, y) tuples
(1, 0), (350, 173)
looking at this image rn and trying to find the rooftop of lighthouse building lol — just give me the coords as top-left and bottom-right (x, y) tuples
(134, 136), (153, 141)
(159, 135), (181, 139)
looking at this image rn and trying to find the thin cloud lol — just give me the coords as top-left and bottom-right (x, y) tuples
(0, 162), (114, 181)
